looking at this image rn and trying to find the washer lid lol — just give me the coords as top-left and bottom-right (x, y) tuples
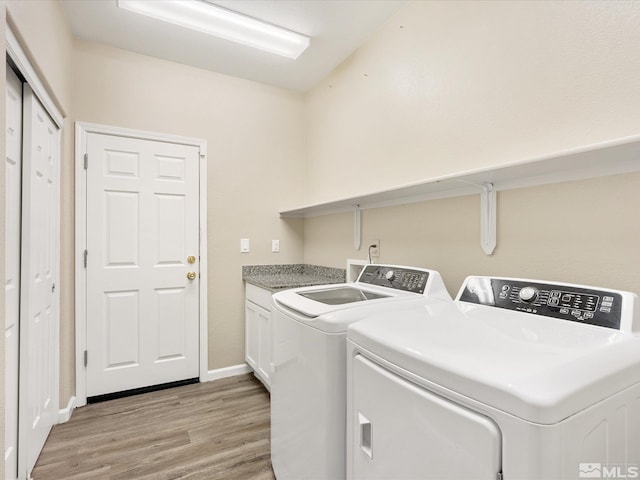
(272, 266), (452, 322)
(348, 301), (640, 425)
(297, 286), (391, 305)
(273, 282), (417, 321)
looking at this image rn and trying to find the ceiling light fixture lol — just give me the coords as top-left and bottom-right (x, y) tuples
(117, 0), (310, 60)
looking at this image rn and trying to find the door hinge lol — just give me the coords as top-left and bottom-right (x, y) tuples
(497, 471), (503, 480)
(83, 153), (88, 170)
(84, 249), (88, 268)
(84, 350), (88, 367)
(52, 283), (56, 293)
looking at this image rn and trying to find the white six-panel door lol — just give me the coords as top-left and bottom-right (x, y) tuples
(5, 65), (23, 480)
(18, 83), (61, 477)
(85, 133), (200, 397)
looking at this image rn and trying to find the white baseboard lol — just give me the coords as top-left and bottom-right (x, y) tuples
(207, 363), (252, 382)
(58, 396), (76, 424)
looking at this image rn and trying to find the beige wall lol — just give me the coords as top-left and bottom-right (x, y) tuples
(3, 0), (640, 443)
(304, 0), (640, 203)
(72, 39), (306, 371)
(5, 0), (305, 416)
(303, 0), (640, 296)
(304, 172), (640, 296)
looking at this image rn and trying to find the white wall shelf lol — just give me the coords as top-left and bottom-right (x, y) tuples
(279, 135), (640, 254)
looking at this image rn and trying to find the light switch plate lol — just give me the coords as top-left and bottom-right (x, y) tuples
(240, 238), (250, 253)
(272, 239), (280, 253)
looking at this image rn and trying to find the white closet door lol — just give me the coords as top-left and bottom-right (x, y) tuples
(5, 66), (22, 480)
(85, 133), (200, 397)
(18, 83), (60, 477)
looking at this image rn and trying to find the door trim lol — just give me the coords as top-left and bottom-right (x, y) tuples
(74, 122), (208, 407)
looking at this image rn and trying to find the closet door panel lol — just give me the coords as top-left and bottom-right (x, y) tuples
(18, 83), (60, 477)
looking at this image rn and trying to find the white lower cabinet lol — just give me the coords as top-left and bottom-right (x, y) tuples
(245, 284), (273, 390)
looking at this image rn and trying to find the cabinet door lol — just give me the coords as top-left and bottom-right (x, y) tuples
(257, 306), (272, 387)
(245, 301), (260, 370)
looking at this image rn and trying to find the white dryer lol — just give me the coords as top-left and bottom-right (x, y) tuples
(271, 264), (452, 480)
(347, 276), (640, 480)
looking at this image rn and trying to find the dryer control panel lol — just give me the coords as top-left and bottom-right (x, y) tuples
(357, 265), (430, 294)
(458, 277), (623, 330)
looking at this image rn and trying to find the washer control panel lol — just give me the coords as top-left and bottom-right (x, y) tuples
(458, 277), (623, 330)
(358, 265), (430, 294)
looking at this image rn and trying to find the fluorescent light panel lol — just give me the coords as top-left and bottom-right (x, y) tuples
(117, 0), (310, 60)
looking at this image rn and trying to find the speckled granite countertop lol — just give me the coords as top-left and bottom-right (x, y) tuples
(242, 264), (346, 292)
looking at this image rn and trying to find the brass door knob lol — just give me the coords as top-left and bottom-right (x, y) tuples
(187, 271), (197, 280)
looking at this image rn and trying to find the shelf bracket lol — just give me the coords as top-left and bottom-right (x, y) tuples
(354, 205), (362, 250)
(459, 181), (496, 255)
(479, 182), (496, 255)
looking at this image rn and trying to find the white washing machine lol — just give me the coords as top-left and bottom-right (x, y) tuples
(347, 276), (640, 480)
(270, 264), (453, 480)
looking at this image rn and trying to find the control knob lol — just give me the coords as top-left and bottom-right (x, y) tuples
(519, 286), (539, 303)
(385, 270), (396, 281)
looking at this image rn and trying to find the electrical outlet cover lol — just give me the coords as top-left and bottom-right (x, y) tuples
(370, 239), (380, 258)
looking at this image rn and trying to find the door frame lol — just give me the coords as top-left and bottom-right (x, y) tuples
(7, 20), (63, 480)
(74, 122), (208, 407)
(5, 63), (23, 480)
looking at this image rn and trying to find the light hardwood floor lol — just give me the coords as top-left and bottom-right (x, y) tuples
(32, 374), (275, 480)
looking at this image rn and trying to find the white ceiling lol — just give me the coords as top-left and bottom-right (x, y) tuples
(61, 0), (407, 92)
